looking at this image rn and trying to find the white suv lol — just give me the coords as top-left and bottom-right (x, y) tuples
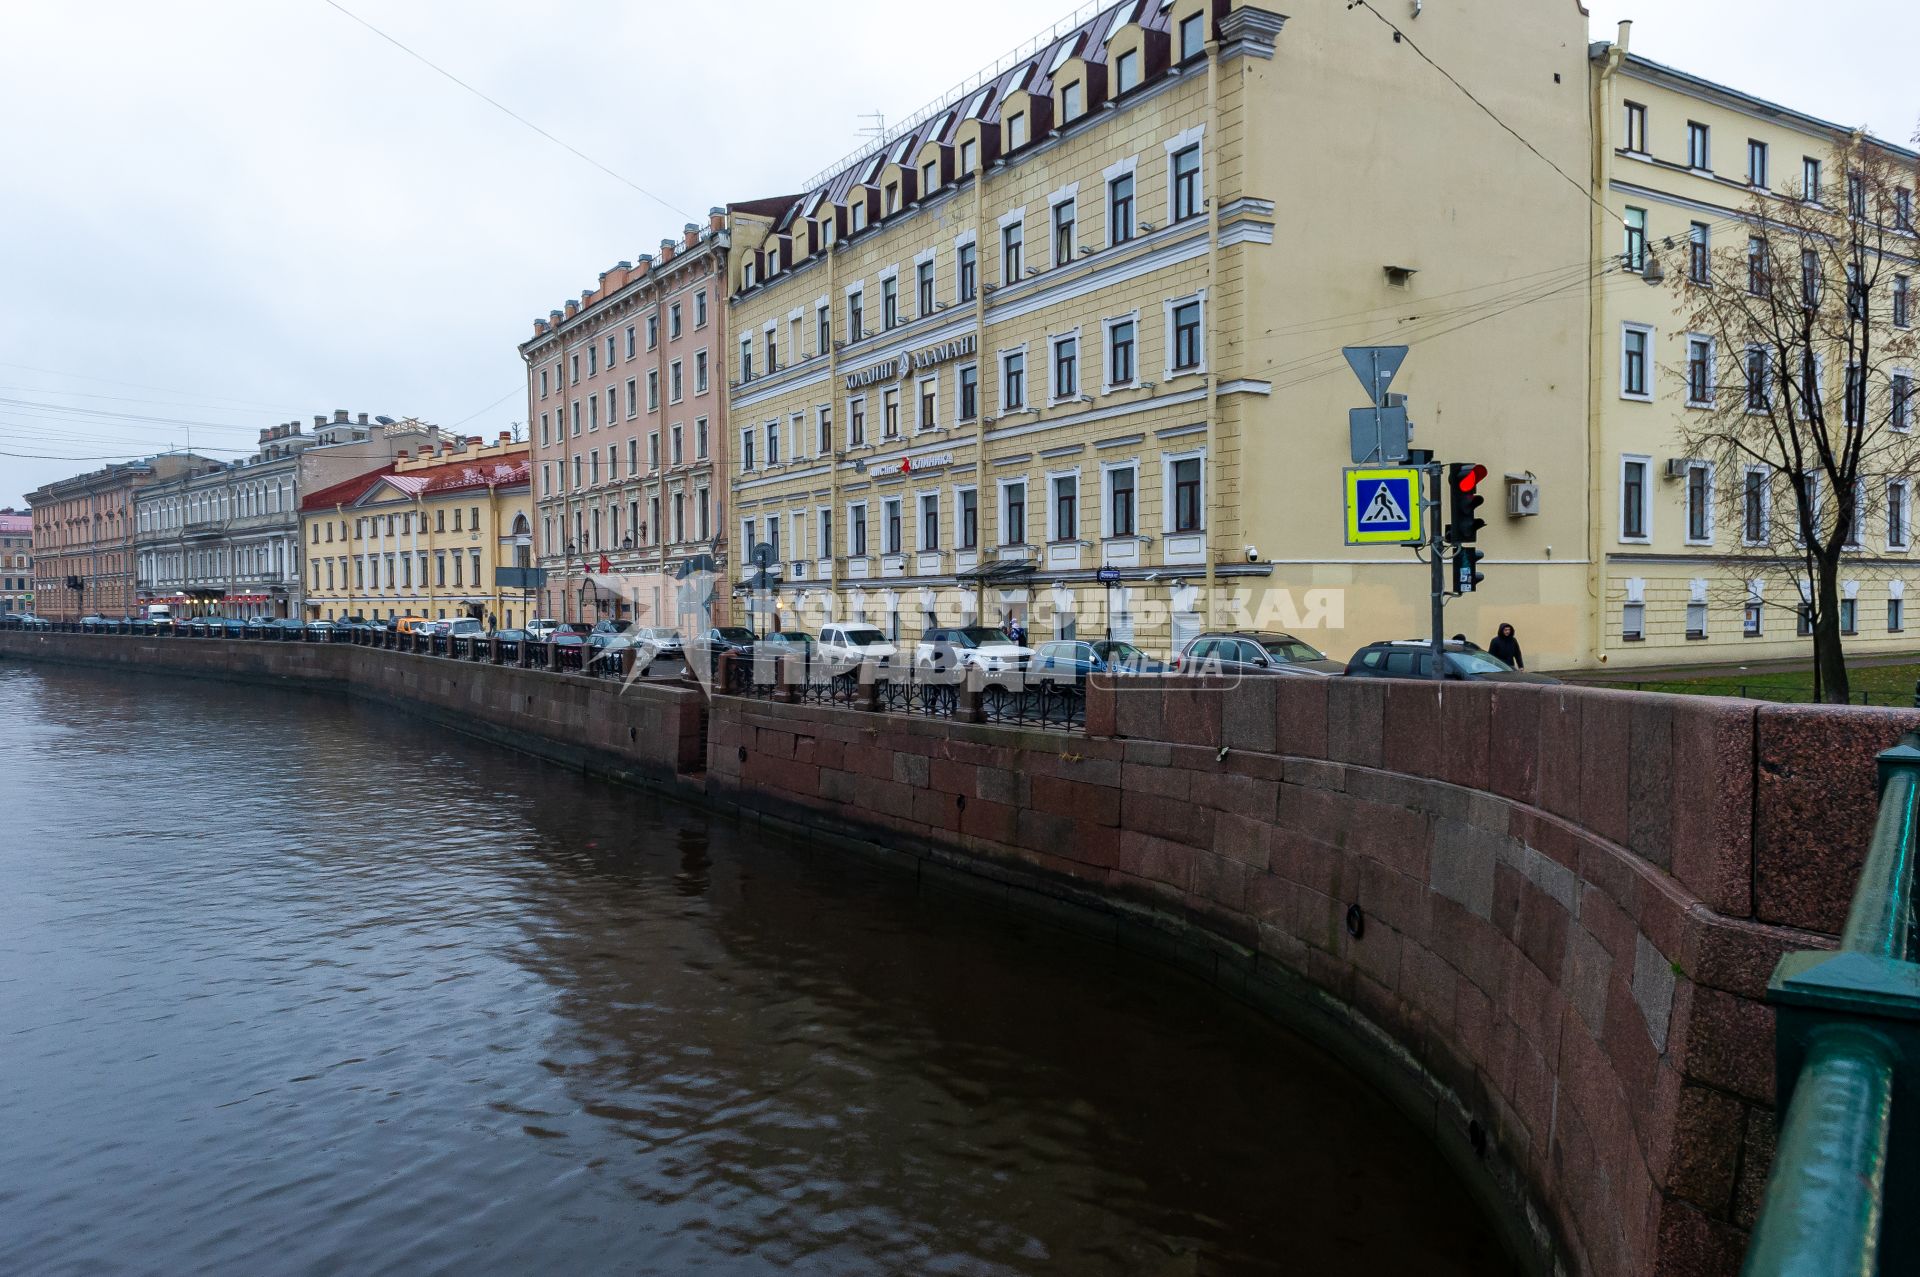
(526, 618), (561, 640)
(914, 625), (1033, 674)
(818, 623), (896, 667)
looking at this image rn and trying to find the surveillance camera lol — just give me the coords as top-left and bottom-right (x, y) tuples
(1245, 545), (1260, 563)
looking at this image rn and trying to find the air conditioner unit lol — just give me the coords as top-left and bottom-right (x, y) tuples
(1507, 481), (1541, 517)
(1664, 458), (1692, 480)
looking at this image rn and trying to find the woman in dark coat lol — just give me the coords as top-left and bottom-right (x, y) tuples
(1488, 622), (1523, 669)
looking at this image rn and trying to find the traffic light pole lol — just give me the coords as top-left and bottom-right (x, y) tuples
(1427, 463), (1446, 683)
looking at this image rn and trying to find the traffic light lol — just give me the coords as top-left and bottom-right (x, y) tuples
(1454, 546), (1485, 595)
(1446, 462), (1488, 545)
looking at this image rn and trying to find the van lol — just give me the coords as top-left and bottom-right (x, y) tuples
(146, 603), (174, 631)
(393, 616), (431, 635)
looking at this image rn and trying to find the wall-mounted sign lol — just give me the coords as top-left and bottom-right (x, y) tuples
(844, 333), (978, 390)
(869, 451), (955, 478)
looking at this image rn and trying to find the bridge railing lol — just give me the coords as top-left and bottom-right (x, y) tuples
(1744, 733), (1920, 1276)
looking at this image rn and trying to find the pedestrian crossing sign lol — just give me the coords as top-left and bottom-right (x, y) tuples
(1344, 467), (1422, 545)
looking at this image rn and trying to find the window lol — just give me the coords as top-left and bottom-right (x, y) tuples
(1841, 597), (1858, 635)
(1897, 187), (1914, 234)
(1623, 101), (1647, 153)
(848, 288), (864, 339)
(1623, 207), (1647, 271)
(667, 302), (681, 340)
(850, 198), (868, 233)
(738, 337), (752, 383)
(918, 377), (937, 430)
(1115, 49), (1140, 94)
(606, 335), (617, 367)
(1006, 111), (1027, 150)
(917, 260), (935, 315)
(1748, 236), (1770, 296)
(1686, 462), (1712, 543)
(1621, 325), (1651, 399)
(1689, 221), (1710, 285)
(1687, 598), (1708, 639)
(1051, 474), (1078, 542)
(881, 276), (898, 329)
(1173, 457), (1203, 532)
(696, 290), (708, 328)
(1802, 250), (1822, 308)
(959, 487), (978, 549)
(957, 242), (977, 302)
(921, 160), (938, 197)
(1171, 298), (1203, 371)
(628, 437), (639, 474)
(669, 360), (683, 403)
(1894, 597), (1908, 632)
(816, 407), (832, 453)
(1108, 173), (1135, 245)
(1748, 139), (1769, 188)
(883, 499), (902, 555)
(1896, 372), (1914, 433)
(1845, 363), (1867, 427)
(1002, 221), (1024, 284)
(1108, 466), (1136, 537)
(1107, 318), (1136, 386)
(850, 397), (866, 445)
(646, 369), (660, 412)
(695, 350), (709, 394)
(767, 418), (781, 465)
(1687, 335), (1715, 407)
(588, 345), (597, 376)
(1003, 482), (1026, 544)
(1623, 601), (1646, 641)
(1621, 457), (1650, 541)
(817, 506), (831, 556)
(740, 427), (755, 471)
(1061, 81), (1082, 122)
(1849, 171), (1867, 219)
(1178, 11), (1205, 60)
(1002, 350), (1026, 409)
(1053, 334), (1079, 399)
(1171, 145), (1202, 222)
(959, 137), (977, 174)
(764, 328), (778, 373)
(919, 493), (940, 550)
(1891, 481), (1910, 549)
(646, 314), (659, 350)
(1746, 585), (1764, 636)
(1053, 199), (1076, 267)
(1687, 121), (1710, 170)
(570, 353), (580, 385)
(883, 388), (900, 439)
(958, 364), (979, 420)
(850, 504), (868, 556)
(1803, 155), (1823, 202)
(1747, 345), (1772, 411)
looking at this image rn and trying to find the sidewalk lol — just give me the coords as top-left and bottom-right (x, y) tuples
(1554, 650), (1920, 685)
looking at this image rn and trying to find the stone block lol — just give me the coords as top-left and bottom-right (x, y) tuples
(1670, 697), (1757, 917)
(1120, 760), (1191, 800)
(1488, 684), (1543, 805)
(1382, 681), (1441, 780)
(1113, 684), (1164, 739)
(1221, 677), (1278, 754)
(1632, 932), (1678, 1053)
(1325, 678), (1385, 769)
(1755, 704), (1920, 932)
(1562, 924), (1614, 1039)
(1114, 830), (1195, 891)
(1627, 697), (1676, 871)
(1681, 988), (1775, 1104)
(960, 796), (1018, 845)
(1273, 677), (1329, 761)
(1428, 817), (1496, 920)
(1083, 680), (1117, 738)
(1733, 1106), (1777, 1230)
(1578, 690), (1633, 846)
(1162, 682), (1225, 746)
(1435, 681), (1494, 793)
(1652, 1196), (1746, 1277)
(1664, 1084), (1743, 1213)
(1537, 689), (1584, 825)
(1213, 810), (1274, 868)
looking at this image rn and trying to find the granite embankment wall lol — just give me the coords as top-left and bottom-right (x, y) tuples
(4, 632), (1911, 1276)
(706, 678), (1918, 1277)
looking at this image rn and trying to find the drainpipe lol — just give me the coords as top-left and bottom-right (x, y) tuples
(1588, 33), (1628, 665)
(828, 224), (841, 619)
(973, 159), (991, 625)
(1202, 31), (1222, 631)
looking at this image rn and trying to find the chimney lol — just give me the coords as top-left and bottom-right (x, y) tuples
(333, 409), (348, 423)
(468, 435), (483, 447)
(684, 222), (698, 247)
(396, 450), (409, 461)
(616, 260), (632, 270)
(498, 431), (512, 445)
(313, 415), (327, 429)
(549, 309), (564, 324)
(709, 207), (726, 233)
(358, 413), (369, 426)
(565, 299), (579, 317)
(580, 290), (593, 303)
(1617, 19), (1632, 54)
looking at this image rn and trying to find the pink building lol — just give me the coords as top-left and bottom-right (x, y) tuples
(520, 209), (735, 628)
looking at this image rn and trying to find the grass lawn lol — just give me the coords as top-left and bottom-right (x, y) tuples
(1609, 663), (1920, 706)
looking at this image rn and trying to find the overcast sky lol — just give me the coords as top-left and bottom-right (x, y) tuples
(0, 0), (1912, 507)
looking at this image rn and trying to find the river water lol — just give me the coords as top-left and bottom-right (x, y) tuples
(0, 663), (1516, 1276)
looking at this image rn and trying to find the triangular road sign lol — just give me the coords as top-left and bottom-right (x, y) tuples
(1360, 481), (1408, 527)
(1342, 345), (1409, 404)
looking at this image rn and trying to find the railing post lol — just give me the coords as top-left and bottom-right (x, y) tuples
(957, 666), (986, 723)
(547, 639), (561, 673)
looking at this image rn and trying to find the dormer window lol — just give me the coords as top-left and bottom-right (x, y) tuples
(921, 160), (938, 195)
(1006, 111), (1028, 150)
(884, 182), (900, 214)
(743, 258), (757, 288)
(959, 137), (977, 173)
(1114, 49), (1141, 93)
(1178, 12), (1205, 61)
(1061, 82), (1083, 122)
(850, 200), (867, 232)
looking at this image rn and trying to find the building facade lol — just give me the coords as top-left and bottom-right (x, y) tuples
(133, 411), (439, 620)
(298, 434), (533, 627)
(724, 0), (1594, 660)
(28, 455), (211, 621)
(1590, 31), (1920, 668)
(520, 210), (734, 630)
(0, 510), (31, 615)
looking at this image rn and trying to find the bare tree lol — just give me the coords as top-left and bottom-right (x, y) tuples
(1660, 135), (1920, 702)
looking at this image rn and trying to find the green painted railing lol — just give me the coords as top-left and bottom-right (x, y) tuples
(1744, 734), (1920, 1277)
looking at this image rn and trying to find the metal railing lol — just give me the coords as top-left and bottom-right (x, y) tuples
(718, 653), (1086, 730)
(1744, 733), (1920, 1275)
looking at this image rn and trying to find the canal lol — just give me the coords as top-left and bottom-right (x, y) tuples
(0, 664), (1517, 1276)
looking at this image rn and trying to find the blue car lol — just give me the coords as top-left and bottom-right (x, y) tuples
(1027, 639), (1166, 686)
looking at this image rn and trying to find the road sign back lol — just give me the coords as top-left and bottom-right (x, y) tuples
(1344, 466), (1423, 545)
(1348, 404), (1410, 464)
(1342, 345), (1409, 404)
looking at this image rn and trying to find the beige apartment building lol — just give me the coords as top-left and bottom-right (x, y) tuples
(1590, 30), (1920, 668)
(725, 0), (1597, 661)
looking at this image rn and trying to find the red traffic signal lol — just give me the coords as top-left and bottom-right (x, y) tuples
(1446, 462), (1489, 545)
(1453, 463), (1488, 495)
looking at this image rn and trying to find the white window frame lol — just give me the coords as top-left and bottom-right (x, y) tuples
(1049, 328), (1083, 404)
(1164, 125), (1206, 224)
(1162, 446), (1207, 535)
(953, 483), (980, 551)
(916, 375), (940, 431)
(847, 500), (870, 557)
(915, 488), (941, 551)
(1889, 478), (1912, 551)
(1683, 460), (1715, 547)
(997, 476), (1029, 546)
(1164, 290), (1207, 379)
(1100, 458), (1140, 539)
(1048, 183), (1081, 268)
(1103, 154), (1140, 248)
(998, 208), (1026, 285)
(1894, 368), (1915, 433)
(1742, 464), (1772, 546)
(1102, 311), (1141, 391)
(1619, 454), (1653, 545)
(999, 343), (1030, 412)
(1046, 468), (1082, 544)
(1685, 333), (1717, 408)
(1620, 322), (1654, 401)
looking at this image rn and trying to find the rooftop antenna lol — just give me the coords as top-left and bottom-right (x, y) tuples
(857, 111), (887, 147)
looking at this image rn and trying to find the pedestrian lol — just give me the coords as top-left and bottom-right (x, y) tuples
(1488, 621), (1523, 669)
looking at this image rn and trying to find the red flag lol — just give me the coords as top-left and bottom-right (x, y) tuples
(598, 553), (611, 574)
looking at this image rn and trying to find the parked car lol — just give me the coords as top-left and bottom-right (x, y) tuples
(1173, 631), (1344, 677)
(263, 618), (307, 638)
(79, 614), (111, 631)
(1343, 639), (1561, 683)
(753, 631), (817, 663)
(587, 619), (634, 649)
(817, 623), (896, 668)
(695, 625), (758, 662)
(525, 617), (561, 640)
(914, 626), (1033, 674)
(1028, 639), (1167, 685)
(630, 626), (684, 656)
(304, 618), (339, 638)
(442, 617), (485, 639)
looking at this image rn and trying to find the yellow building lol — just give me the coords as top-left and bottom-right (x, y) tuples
(724, 0), (1597, 663)
(1590, 27), (1920, 669)
(298, 433), (536, 628)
